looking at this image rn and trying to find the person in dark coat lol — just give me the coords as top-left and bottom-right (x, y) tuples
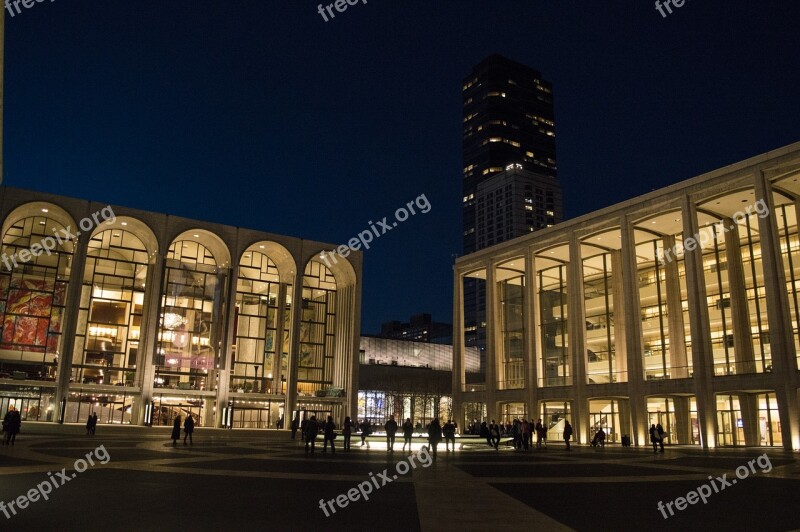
(291, 413), (300, 440)
(443, 420), (456, 452)
(171, 415), (182, 446)
(359, 419), (371, 448)
(323, 415), (336, 453)
(656, 424), (665, 452)
(427, 419), (442, 458)
(2, 405), (22, 446)
(342, 416), (353, 451)
(563, 420), (573, 450)
(305, 415), (319, 453)
(184, 414), (195, 445)
(384, 415), (398, 452)
(86, 414), (93, 436)
(401, 418), (414, 451)
(91, 413), (98, 435)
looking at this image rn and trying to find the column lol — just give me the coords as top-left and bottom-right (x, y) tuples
(53, 231), (90, 422)
(663, 235), (689, 378)
(135, 253), (164, 425)
(484, 261), (497, 422)
(738, 393), (760, 446)
(568, 234), (587, 443)
(723, 220), (756, 374)
(285, 268), (304, 417)
(525, 250), (538, 422)
(214, 265), (237, 428)
(754, 171), (800, 450)
(682, 196), (717, 448)
(452, 269), (465, 426)
(620, 218), (647, 445)
(672, 396), (691, 445)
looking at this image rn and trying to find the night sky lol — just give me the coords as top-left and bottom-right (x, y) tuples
(3, 1), (799, 334)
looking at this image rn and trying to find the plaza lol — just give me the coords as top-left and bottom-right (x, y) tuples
(0, 423), (798, 530)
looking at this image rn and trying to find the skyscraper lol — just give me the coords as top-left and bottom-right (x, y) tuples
(461, 54), (561, 368)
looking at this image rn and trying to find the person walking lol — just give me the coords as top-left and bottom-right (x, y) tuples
(655, 423), (665, 452)
(171, 415), (182, 446)
(385, 415), (398, 452)
(480, 421), (491, 447)
(86, 414), (93, 436)
(2, 405), (21, 446)
(183, 414), (194, 445)
(427, 418), (442, 458)
(401, 418), (414, 451)
(521, 419), (531, 450)
(443, 419), (456, 452)
(563, 420), (573, 450)
(323, 415), (336, 453)
(305, 415), (319, 454)
(91, 412), (98, 435)
(291, 412), (300, 440)
(359, 419), (371, 448)
(343, 416), (353, 451)
(535, 419), (545, 449)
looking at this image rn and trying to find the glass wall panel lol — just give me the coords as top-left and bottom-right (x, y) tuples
(232, 250), (290, 394)
(497, 260), (525, 389)
(298, 261), (336, 395)
(155, 239), (226, 391)
(584, 254), (623, 383)
(0, 385), (55, 421)
(463, 271), (486, 390)
(588, 398), (621, 443)
(0, 215), (73, 380)
(716, 394), (743, 446)
(703, 224), (737, 375)
(540, 401), (571, 440)
(500, 402), (527, 424)
(73, 229), (148, 386)
(538, 264), (569, 386)
(776, 204), (800, 366)
(641, 241), (670, 380)
(757, 392), (782, 447)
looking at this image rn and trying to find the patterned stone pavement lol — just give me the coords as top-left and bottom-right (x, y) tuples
(0, 424), (798, 531)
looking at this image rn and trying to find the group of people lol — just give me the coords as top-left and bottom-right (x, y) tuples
(171, 414), (195, 445)
(299, 414), (338, 453)
(479, 418), (557, 451)
(2, 405), (21, 446)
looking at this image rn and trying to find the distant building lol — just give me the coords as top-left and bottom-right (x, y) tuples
(462, 54), (562, 372)
(357, 336), (479, 427)
(379, 313), (452, 344)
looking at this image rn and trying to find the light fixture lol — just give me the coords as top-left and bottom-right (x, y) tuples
(121, 222), (127, 226)
(41, 208), (49, 213)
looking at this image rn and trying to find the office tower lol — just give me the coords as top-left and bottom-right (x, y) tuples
(462, 54), (561, 369)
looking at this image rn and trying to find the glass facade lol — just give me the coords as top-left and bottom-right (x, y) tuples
(0, 192), (361, 429)
(455, 148), (800, 449)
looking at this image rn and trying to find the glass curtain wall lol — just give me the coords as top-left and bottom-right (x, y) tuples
(155, 240), (226, 391)
(583, 253), (622, 383)
(497, 260), (525, 390)
(298, 261), (336, 396)
(538, 264), (569, 386)
(0, 214), (72, 380)
(232, 250), (290, 394)
(640, 240), (670, 380)
(775, 203), (800, 366)
(73, 229), (148, 387)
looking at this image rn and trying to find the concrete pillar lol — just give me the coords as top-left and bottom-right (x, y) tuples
(754, 171), (800, 450)
(618, 399), (631, 443)
(663, 235), (689, 378)
(485, 261), (497, 421)
(452, 269), (465, 425)
(673, 396), (691, 445)
(682, 196), (717, 448)
(526, 251), (538, 422)
(723, 220), (756, 375)
(214, 265), (236, 428)
(739, 393), (760, 446)
(135, 253), (164, 425)
(620, 217), (647, 446)
(568, 234), (588, 443)
(53, 231), (90, 422)
(285, 268), (304, 417)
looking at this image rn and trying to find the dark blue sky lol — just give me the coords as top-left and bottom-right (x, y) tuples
(4, 1), (799, 334)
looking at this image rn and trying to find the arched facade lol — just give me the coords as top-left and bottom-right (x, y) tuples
(0, 189), (362, 429)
